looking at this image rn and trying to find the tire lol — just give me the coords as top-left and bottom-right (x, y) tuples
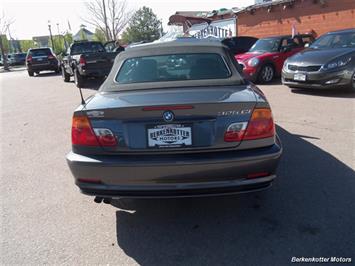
(258, 64), (275, 84)
(74, 68), (85, 88)
(28, 70), (34, 77)
(55, 67), (60, 74)
(62, 66), (70, 82)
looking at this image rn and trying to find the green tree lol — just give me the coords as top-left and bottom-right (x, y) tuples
(63, 32), (73, 47)
(79, 29), (87, 41)
(49, 32), (73, 55)
(19, 40), (36, 53)
(49, 35), (65, 55)
(93, 28), (106, 43)
(0, 34), (9, 53)
(121, 6), (162, 43)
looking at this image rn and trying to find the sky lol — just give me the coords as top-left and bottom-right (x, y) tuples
(1, 0), (254, 40)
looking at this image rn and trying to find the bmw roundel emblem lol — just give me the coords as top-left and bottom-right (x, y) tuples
(163, 110), (174, 122)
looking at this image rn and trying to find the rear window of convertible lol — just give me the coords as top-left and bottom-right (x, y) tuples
(115, 53), (231, 84)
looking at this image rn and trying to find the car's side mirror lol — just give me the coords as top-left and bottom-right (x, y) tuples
(304, 43), (310, 48)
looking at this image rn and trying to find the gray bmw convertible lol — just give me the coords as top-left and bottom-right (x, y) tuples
(66, 40), (282, 200)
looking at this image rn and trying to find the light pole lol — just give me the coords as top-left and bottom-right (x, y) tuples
(56, 23), (67, 52)
(48, 21), (55, 52)
(56, 23), (60, 35)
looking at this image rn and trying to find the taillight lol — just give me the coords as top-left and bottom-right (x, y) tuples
(71, 116), (117, 147)
(93, 128), (117, 146)
(243, 108), (274, 140)
(224, 108), (274, 142)
(72, 116), (100, 146)
(79, 56), (86, 66)
(224, 122), (248, 142)
(27, 55), (32, 62)
(48, 54), (55, 60)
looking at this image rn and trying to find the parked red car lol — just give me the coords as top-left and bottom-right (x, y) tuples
(235, 34), (314, 83)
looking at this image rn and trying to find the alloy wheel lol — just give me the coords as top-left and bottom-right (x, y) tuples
(261, 65), (274, 83)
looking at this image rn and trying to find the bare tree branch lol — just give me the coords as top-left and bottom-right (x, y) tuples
(0, 11), (14, 70)
(82, 0), (132, 41)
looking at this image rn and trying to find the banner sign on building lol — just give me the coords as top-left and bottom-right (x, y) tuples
(188, 18), (237, 39)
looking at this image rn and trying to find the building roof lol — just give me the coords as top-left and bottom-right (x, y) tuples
(73, 28), (94, 40)
(169, 9), (235, 26)
(175, 11), (209, 17)
(235, 0), (296, 14)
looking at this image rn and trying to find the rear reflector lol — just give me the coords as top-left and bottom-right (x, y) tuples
(78, 178), (102, 184)
(142, 105), (194, 111)
(72, 116), (100, 146)
(243, 108), (274, 140)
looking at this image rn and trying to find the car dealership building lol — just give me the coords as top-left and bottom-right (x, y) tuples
(168, 0), (355, 38)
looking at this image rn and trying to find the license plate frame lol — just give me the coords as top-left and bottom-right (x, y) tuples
(147, 124), (192, 148)
(294, 73), (307, 81)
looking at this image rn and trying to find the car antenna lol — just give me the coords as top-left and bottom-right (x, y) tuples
(78, 86), (86, 105)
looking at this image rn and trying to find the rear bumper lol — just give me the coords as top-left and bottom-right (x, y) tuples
(77, 176), (275, 198)
(77, 66), (111, 78)
(27, 62), (59, 71)
(66, 136), (282, 198)
(282, 67), (353, 89)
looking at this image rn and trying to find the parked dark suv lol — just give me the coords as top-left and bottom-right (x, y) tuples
(26, 48), (60, 76)
(61, 41), (118, 88)
(8, 53), (27, 65)
(222, 36), (258, 55)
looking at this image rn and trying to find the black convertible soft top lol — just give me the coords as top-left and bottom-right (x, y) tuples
(100, 40), (245, 92)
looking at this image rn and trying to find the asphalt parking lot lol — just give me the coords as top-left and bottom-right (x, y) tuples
(1, 69), (354, 265)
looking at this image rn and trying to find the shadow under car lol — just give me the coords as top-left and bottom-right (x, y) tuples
(110, 125), (354, 265)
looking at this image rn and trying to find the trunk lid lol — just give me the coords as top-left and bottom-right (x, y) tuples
(81, 86), (257, 153)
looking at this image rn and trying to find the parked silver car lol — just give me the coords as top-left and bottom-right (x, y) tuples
(282, 28), (355, 91)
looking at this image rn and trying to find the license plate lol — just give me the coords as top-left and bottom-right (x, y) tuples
(147, 124), (192, 148)
(294, 73), (306, 81)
